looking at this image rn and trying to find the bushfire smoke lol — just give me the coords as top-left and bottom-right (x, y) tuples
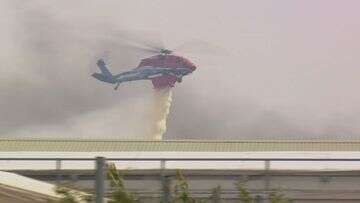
(2, 0), (360, 140)
(0, 0), (174, 140)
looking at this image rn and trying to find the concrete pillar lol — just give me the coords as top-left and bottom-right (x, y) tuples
(160, 160), (171, 203)
(264, 160), (271, 191)
(254, 195), (264, 203)
(96, 157), (106, 203)
(212, 186), (221, 203)
(55, 159), (62, 184)
(161, 175), (171, 203)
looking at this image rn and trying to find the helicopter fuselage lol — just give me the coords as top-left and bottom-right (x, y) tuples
(113, 66), (192, 83)
(92, 54), (196, 89)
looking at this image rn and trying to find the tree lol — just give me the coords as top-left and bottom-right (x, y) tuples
(235, 181), (252, 203)
(107, 162), (139, 203)
(173, 170), (196, 203)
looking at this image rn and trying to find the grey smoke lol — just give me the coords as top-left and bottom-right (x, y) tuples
(1, 0), (360, 140)
(0, 1), (156, 139)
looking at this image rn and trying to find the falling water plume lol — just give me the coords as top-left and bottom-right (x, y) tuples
(150, 88), (173, 140)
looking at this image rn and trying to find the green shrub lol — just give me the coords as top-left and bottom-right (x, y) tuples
(269, 190), (290, 203)
(173, 170), (196, 203)
(235, 181), (252, 203)
(107, 162), (139, 203)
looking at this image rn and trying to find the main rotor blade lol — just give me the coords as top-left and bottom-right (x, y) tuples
(174, 39), (229, 56)
(110, 29), (165, 54)
(108, 36), (160, 54)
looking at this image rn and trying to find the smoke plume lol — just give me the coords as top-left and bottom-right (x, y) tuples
(2, 0), (360, 140)
(0, 0), (171, 140)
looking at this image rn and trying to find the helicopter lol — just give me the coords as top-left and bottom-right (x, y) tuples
(92, 47), (197, 90)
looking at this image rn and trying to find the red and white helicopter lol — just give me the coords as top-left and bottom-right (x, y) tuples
(91, 30), (226, 90)
(92, 47), (197, 90)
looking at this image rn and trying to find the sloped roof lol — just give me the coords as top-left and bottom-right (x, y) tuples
(0, 171), (59, 202)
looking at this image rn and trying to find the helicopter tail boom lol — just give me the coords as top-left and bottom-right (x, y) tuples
(91, 73), (116, 84)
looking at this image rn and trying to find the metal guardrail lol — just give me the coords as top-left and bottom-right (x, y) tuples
(3, 157), (360, 203)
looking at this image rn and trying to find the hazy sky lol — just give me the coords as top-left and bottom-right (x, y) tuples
(1, 0), (360, 140)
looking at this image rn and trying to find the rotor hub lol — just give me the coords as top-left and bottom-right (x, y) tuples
(160, 49), (172, 55)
